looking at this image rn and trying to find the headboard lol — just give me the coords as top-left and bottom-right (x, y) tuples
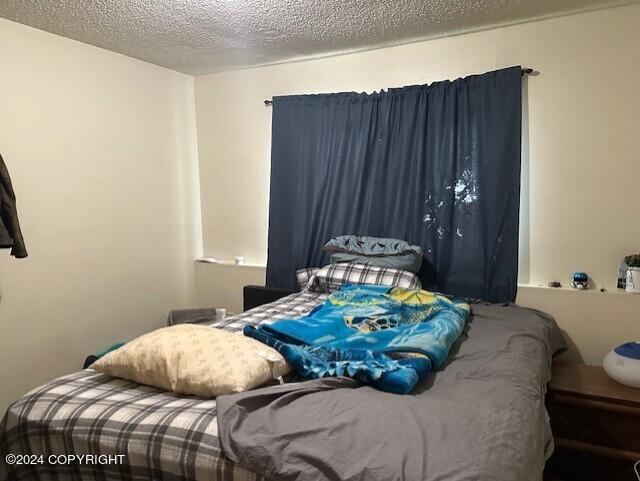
(243, 285), (296, 312)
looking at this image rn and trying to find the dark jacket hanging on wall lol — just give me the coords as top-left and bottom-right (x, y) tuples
(0, 153), (27, 258)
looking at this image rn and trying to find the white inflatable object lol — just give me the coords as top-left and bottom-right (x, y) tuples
(603, 342), (640, 389)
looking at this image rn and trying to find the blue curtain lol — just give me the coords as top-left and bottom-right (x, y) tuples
(266, 66), (522, 302)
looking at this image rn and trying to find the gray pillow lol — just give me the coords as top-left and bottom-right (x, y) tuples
(323, 235), (423, 273)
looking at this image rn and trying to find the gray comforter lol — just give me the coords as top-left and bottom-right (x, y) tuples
(217, 303), (565, 481)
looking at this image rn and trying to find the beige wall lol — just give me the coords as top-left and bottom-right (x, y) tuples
(0, 19), (201, 413)
(517, 286), (639, 365)
(194, 263), (265, 315)
(194, 5), (640, 364)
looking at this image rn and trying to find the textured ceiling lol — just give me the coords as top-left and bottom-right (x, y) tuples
(1, 0), (636, 75)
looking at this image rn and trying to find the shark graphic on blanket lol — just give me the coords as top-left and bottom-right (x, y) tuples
(244, 284), (469, 393)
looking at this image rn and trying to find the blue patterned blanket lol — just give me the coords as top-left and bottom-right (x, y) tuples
(244, 284), (469, 393)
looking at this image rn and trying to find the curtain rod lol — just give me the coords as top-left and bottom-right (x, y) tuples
(264, 67), (534, 106)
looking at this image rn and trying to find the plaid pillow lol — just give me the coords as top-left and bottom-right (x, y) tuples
(306, 263), (421, 293)
(295, 267), (320, 291)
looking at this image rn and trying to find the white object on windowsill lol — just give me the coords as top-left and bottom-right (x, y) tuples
(195, 257), (221, 264)
(625, 267), (640, 293)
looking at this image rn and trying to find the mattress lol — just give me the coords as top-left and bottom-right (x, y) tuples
(0, 290), (563, 481)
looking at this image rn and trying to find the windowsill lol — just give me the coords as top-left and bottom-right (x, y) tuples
(192, 262), (640, 295)
(518, 283), (640, 296)
(195, 258), (266, 269)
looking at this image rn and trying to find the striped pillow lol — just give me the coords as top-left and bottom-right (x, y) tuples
(306, 263), (421, 293)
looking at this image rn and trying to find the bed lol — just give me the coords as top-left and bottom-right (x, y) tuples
(0, 289), (564, 481)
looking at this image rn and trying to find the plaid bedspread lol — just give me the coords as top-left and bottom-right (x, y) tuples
(0, 291), (327, 481)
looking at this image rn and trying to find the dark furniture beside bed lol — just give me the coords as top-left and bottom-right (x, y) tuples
(243, 285), (295, 311)
(545, 362), (640, 481)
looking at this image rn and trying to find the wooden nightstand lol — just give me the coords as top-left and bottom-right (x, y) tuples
(545, 362), (640, 481)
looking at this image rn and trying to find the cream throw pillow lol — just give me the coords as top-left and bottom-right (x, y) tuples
(92, 324), (291, 397)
